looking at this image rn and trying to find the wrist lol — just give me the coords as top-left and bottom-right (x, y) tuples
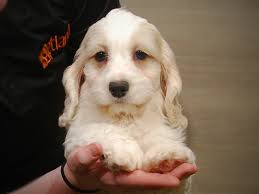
(46, 166), (78, 194)
(63, 163), (80, 189)
(61, 163), (101, 193)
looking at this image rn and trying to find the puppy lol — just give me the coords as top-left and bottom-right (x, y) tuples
(59, 8), (195, 194)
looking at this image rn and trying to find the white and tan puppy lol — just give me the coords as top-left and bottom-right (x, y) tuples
(59, 8), (195, 194)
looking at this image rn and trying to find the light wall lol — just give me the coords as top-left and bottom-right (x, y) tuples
(120, 1), (259, 194)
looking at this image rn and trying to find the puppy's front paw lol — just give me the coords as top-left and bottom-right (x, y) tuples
(102, 140), (143, 172)
(143, 144), (195, 173)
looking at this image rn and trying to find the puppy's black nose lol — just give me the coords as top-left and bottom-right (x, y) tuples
(109, 81), (129, 98)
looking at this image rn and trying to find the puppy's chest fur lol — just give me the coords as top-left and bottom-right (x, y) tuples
(73, 93), (170, 140)
(110, 115), (166, 147)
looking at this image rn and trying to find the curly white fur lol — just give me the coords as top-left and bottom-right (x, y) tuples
(59, 8), (195, 194)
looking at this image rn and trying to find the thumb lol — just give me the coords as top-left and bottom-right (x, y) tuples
(170, 163), (197, 180)
(66, 143), (103, 174)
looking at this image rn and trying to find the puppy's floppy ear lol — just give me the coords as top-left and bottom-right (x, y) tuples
(58, 48), (85, 129)
(160, 38), (188, 129)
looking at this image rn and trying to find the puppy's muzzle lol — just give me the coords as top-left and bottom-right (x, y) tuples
(109, 81), (129, 98)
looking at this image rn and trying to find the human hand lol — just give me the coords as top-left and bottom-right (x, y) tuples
(63, 143), (197, 192)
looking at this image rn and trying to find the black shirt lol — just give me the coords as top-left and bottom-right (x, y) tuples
(0, 0), (120, 192)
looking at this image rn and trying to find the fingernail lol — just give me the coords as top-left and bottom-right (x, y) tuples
(193, 165), (198, 172)
(89, 143), (102, 157)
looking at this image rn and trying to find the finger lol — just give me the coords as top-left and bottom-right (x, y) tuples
(67, 143), (103, 174)
(114, 170), (180, 188)
(150, 160), (185, 173)
(170, 163), (197, 180)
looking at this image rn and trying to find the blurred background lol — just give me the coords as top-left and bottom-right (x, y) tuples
(120, 0), (259, 194)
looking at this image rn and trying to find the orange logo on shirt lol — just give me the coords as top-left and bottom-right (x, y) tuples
(38, 24), (71, 69)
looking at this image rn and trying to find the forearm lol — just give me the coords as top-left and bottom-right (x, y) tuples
(9, 166), (76, 194)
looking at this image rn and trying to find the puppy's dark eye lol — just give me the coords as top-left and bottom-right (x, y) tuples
(94, 51), (108, 62)
(135, 50), (148, 60)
